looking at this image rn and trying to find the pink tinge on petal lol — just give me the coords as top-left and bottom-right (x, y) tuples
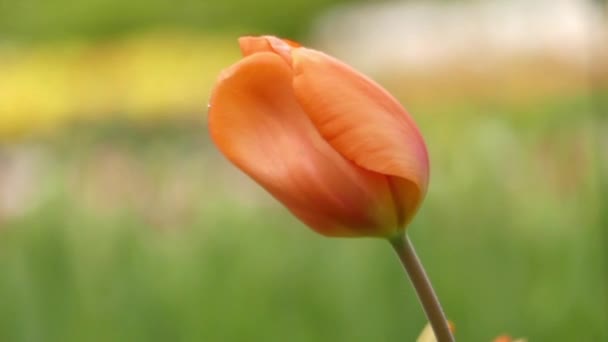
(239, 36), (296, 64)
(238, 36), (272, 56)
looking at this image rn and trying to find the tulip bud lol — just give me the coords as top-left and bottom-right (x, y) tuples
(208, 36), (429, 238)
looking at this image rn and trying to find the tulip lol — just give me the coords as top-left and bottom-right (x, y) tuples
(208, 35), (429, 238)
(208, 36), (453, 342)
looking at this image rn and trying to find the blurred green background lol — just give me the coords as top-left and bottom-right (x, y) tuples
(0, 0), (607, 341)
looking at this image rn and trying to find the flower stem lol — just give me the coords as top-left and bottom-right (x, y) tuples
(389, 234), (454, 342)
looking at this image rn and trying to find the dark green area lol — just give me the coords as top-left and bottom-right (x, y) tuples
(0, 0), (357, 41)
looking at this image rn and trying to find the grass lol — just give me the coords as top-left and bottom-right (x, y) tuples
(0, 91), (606, 341)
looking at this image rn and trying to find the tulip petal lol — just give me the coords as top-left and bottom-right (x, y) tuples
(208, 52), (398, 236)
(238, 36), (273, 56)
(239, 36), (298, 64)
(291, 48), (430, 226)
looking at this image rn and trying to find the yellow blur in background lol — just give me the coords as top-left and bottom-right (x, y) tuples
(0, 33), (238, 139)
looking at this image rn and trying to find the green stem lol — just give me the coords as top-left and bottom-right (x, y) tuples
(389, 234), (454, 342)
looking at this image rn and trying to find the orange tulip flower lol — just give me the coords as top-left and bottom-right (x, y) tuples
(208, 35), (429, 238)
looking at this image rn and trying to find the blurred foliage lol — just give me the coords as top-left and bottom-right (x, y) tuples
(0, 93), (607, 340)
(0, 0), (357, 41)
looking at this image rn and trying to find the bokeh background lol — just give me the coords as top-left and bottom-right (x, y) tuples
(1, 0), (607, 340)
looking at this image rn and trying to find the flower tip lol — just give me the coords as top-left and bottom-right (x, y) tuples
(238, 36), (270, 56)
(238, 35), (300, 64)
